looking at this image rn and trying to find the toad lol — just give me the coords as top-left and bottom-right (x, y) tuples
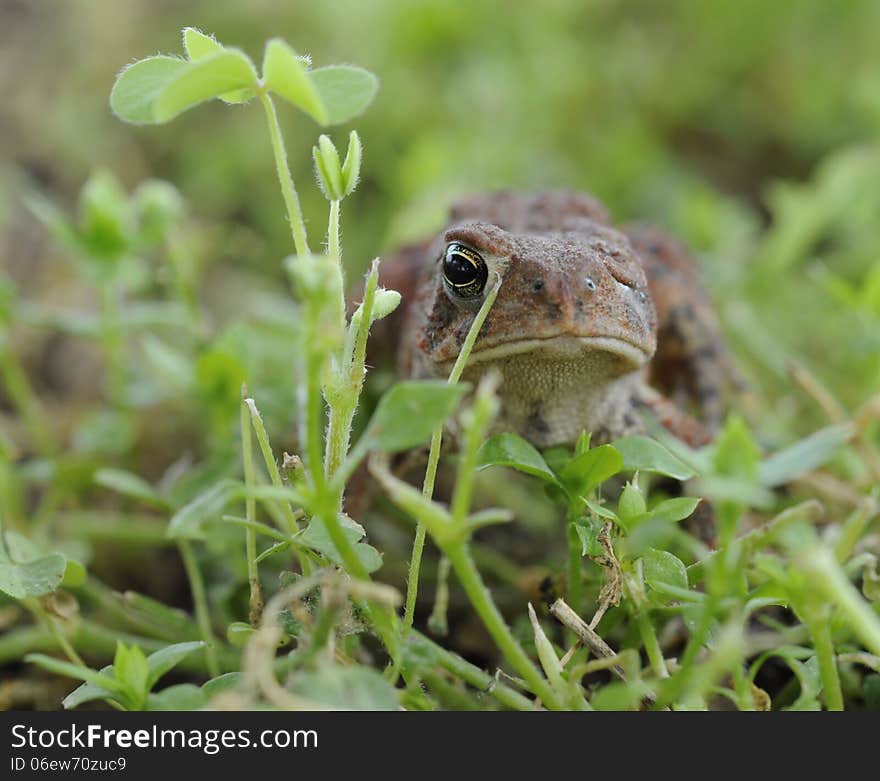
(375, 189), (740, 448)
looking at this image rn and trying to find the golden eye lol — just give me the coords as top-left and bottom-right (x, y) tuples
(442, 242), (487, 299)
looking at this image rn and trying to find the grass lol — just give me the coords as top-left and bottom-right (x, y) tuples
(1, 7), (879, 712)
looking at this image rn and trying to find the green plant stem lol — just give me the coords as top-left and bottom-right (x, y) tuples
(99, 282), (126, 405)
(327, 199), (346, 326)
(166, 229), (205, 337)
(403, 278), (501, 634)
(26, 599), (87, 669)
(834, 499), (879, 563)
(241, 399), (263, 625)
(328, 200), (341, 261)
(635, 608), (668, 679)
(411, 632), (535, 711)
(566, 520), (583, 617)
(0, 436), (24, 529)
(427, 555), (451, 636)
(178, 541), (220, 677)
(324, 261), (377, 486)
(730, 662), (755, 711)
(303, 349), (327, 492)
(244, 399), (303, 537)
(656, 594), (717, 708)
(0, 347), (55, 457)
(401, 431), (441, 632)
(1, 619), (239, 674)
(77, 578), (193, 643)
(258, 91), (309, 257)
(445, 542), (565, 709)
(801, 546), (880, 657)
(420, 669), (482, 710)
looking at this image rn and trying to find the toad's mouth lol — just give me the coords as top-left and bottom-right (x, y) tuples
(442, 334), (651, 370)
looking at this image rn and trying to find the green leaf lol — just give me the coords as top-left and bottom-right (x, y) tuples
(476, 433), (559, 483)
(166, 479), (238, 540)
(713, 415), (761, 481)
(110, 52), (256, 124)
(574, 431), (592, 457)
(146, 641), (206, 689)
(114, 644), (150, 706)
(202, 672), (243, 699)
(62, 668), (119, 710)
(227, 622), (255, 647)
(591, 680), (651, 711)
(613, 435), (697, 480)
(574, 516), (605, 557)
(168, 482), (304, 541)
(527, 603), (572, 706)
(618, 482), (647, 525)
(313, 134), (344, 200)
(299, 514), (382, 573)
(309, 65), (379, 125)
(0, 532), (68, 599)
(95, 468), (171, 509)
(582, 497), (620, 523)
(147, 684), (208, 711)
(787, 656), (822, 711)
(640, 548), (689, 605)
(153, 51), (257, 122)
(648, 496), (701, 524)
(758, 423), (853, 487)
(543, 446), (572, 475)
(116, 591), (199, 642)
(61, 558), (87, 589)
(340, 130), (363, 196)
(262, 38), (327, 123)
(289, 666), (399, 710)
(77, 170), (132, 260)
(110, 56), (189, 123)
(182, 27), (224, 60)
(559, 444), (623, 498)
(692, 476), (775, 509)
(133, 180), (185, 244)
(363, 381), (466, 453)
(27, 655), (114, 687)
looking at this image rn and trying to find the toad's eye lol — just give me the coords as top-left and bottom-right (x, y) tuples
(442, 242), (487, 299)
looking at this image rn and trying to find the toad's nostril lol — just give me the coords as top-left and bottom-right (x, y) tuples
(532, 278), (544, 292)
(585, 277), (597, 292)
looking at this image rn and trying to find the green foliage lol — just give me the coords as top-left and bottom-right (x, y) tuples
(2, 10), (880, 714)
(27, 641), (205, 711)
(111, 31), (377, 127)
(0, 532), (83, 599)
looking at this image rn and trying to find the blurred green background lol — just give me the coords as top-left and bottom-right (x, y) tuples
(2, 0), (879, 438)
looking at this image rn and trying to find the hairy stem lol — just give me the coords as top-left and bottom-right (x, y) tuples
(178, 541), (220, 678)
(636, 608), (668, 679)
(445, 543), (564, 710)
(241, 397), (263, 625)
(259, 91), (309, 257)
(403, 278), (501, 633)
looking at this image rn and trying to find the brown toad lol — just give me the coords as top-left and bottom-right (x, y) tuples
(375, 189), (739, 449)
